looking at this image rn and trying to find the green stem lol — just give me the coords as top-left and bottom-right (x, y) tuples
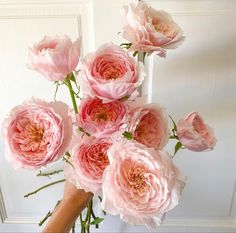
(39, 211), (52, 226)
(86, 200), (92, 233)
(37, 169), (63, 178)
(38, 200), (61, 226)
(138, 51), (146, 64)
(90, 200), (99, 228)
(80, 213), (84, 233)
(72, 223), (75, 233)
(63, 156), (75, 169)
(65, 75), (78, 113)
(24, 179), (65, 198)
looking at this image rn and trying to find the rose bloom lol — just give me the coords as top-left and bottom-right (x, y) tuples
(102, 139), (186, 228)
(128, 103), (169, 149)
(2, 98), (72, 169)
(121, 2), (184, 57)
(28, 35), (81, 81)
(78, 42), (145, 101)
(177, 112), (217, 152)
(65, 136), (112, 194)
(76, 96), (128, 137)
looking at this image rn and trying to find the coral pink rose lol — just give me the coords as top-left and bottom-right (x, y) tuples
(76, 96), (128, 137)
(2, 98), (72, 169)
(28, 35), (81, 81)
(177, 112), (217, 152)
(102, 139), (186, 228)
(78, 42), (145, 101)
(128, 104), (169, 149)
(65, 136), (112, 194)
(121, 2), (184, 57)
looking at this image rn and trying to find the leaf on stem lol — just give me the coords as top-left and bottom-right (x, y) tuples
(90, 217), (104, 225)
(133, 51), (138, 57)
(122, 131), (133, 140)
(174, 141), (182, 155)
(68, 72), (76, 83)
(120, 43), (132, 49)
(169, 115), (177, 132)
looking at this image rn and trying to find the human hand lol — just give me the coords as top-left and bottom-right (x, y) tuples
(43, 181), (93, 233)
(62, 180), (93, 209)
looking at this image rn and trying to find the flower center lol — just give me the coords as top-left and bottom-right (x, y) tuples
(134, 112), (158, 139)
(153, 20), (176, 38)
(90, 103), (118, 124)
(93, 55), (127, 81)
(14, 119), (46, 153)
(128, 167), (148, 193)
(193, 117), (205, 133)
(80, 140), (111, 179)
(38, 41), (57, 53)
(102, 67), (122, 80)
(26, 124), (44, 142)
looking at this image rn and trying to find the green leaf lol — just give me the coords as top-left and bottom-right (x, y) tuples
(98, 196), (102, 202)
(143, 52), (147, 60)
(90, 217), (104, 225)
(122, 131), (133, 140)
(119, 95), (130, 101)
(133, 50), (138, 57)
(169, 115), (177, 132)
(174, 141), (182, 155)
(68, 72), (76, 83)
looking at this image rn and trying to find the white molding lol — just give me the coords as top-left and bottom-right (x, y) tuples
(0, 0), (94, 225)
(0, 0), (95, 53)
(1, 216), (236, 232)
(229, 180), (236, 218)
(0, 188), (7, 223)
(0, 0), (90, 5)
(143, 55), (154, 104)
(0, 2), (91, 19)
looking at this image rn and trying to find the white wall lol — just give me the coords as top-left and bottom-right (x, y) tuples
(0, 0), (236, 232)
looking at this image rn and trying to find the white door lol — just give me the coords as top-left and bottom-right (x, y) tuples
(0, 0), (236, 232)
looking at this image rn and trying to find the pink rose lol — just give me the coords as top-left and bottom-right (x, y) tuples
(28, 35), (81, 81)
(78, 42), (145, 101)
(121, 2), (184, 57)
(128, 104), (170, 149)
(177, 112), (217, 152)
(2, 98), (72, 169)
(102, 139), (186, 228)
(65, 136), (112, 194)
(76, 96), (128, 137)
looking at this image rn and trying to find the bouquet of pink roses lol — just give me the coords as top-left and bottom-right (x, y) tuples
(1, 1), (216, 232)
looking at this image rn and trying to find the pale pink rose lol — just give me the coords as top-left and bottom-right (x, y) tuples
(28, 35), (81, 81)
(78, 42), (145, 101)
(121, 2), (184, 57)
(128, 104), (170, 149)
(2, 98), (72, 170)
(65, 136), (112, 194)
(102, 139), (186, 228)
(177, 112), (217, 152)
(76, 96), (128, 137)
